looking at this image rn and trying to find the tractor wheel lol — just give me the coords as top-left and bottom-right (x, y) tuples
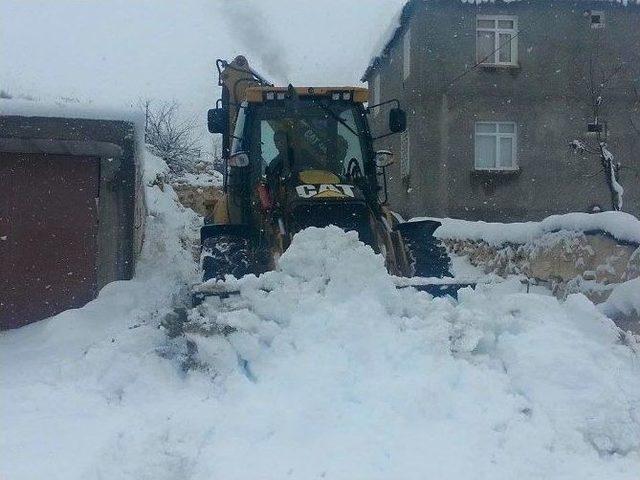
(201, 234), (253, 282)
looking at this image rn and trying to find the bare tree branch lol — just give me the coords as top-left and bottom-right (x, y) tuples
(138, 98), (201, 174)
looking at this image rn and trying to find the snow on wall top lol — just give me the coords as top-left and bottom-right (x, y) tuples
(362, 0), (640, 81)
(421, 211), (640, 246)
(1, 97), (147, 147)
(0, 98), (145, 126)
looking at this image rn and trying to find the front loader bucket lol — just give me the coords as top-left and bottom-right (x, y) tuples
(395, 219), (452, 278)
(200, 223), (252, 245)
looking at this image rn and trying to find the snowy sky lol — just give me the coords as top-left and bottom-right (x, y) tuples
(0, 0), (405, 121)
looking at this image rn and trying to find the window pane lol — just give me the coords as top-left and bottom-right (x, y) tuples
(498, 123), (515, 133)
(475, 135), (496, 168)
(499, 137), (514, 168)
(476, 123), (497, 133)
(477, 19), (495, 28)
(337, 109), (364, 174)
(477, 31), (495, 63)
(498, 33), (512, 63)
(261, 121), (277, 172)
(498, 19), (514, 29)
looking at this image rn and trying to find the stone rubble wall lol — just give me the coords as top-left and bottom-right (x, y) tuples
(171, 183), (222, 219)
(444, 231), (640, 304)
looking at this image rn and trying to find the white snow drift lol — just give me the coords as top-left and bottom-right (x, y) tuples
(1, 160), (640, 479)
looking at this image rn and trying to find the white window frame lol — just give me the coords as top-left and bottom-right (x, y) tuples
(403, 28), (411, 80)
(372, 73), (381, 116)
(400, 130), (410, 177)
(476, 15), (518, 66)
(474, 121), (518, 171)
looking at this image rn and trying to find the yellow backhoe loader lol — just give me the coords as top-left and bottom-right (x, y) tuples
(194, 56), (468, 303)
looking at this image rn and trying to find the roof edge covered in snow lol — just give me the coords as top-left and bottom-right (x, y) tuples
(1, 98), (147, 150)
(419, 211), (640, 246)
(0, 98), (145, 128)
(361, 0), (640, 81)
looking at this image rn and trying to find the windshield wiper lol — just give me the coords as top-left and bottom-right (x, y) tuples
(317, 102), (359, 137)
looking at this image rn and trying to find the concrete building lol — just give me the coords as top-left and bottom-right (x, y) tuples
(0, 107), (145, 329)
(363, 0), (640, 221)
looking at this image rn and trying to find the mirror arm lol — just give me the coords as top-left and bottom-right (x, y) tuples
(366, 98), (400, 114)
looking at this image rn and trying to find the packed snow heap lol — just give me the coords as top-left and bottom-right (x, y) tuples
(1, 157), (640, 479)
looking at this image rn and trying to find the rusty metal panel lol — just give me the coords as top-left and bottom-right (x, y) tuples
(0, 152), (100, 329)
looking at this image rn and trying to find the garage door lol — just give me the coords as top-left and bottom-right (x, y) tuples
(0, 153), (100, 329)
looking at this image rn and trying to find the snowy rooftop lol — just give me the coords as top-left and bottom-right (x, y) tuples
(0, 97), (144, 125)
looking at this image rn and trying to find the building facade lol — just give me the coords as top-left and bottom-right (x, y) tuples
(363, 0), (640, 221)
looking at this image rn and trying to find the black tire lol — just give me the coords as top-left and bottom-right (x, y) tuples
(201, 234), (252, 282)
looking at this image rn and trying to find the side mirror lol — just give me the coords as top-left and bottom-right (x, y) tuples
(207, 108), (227, 134)
(375, 150), (394, 168)
(228, 151), (250, 168)
(389, 108), (407, 133)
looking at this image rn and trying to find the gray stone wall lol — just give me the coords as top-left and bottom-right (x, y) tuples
(367, 0), (640, 221)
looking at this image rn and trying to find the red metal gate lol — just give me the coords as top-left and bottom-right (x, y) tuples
(0, 153), (100, 329)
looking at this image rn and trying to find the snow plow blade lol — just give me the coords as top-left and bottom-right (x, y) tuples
(192, 277), (475, 306)
(394, 277), (476, 298)
(395, 219), (474, 298)
(395, 219), (452, 278)
(200, 223), (252, 244)
(412, 282), (474, 298)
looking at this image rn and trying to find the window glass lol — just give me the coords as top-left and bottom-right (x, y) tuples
(258, 103), (365, 177)
(498, 19), (514, 28)
(337, 108), (364, 174)
(477, 31), (495, 62)
(498, 33), (512, 63)
(498, 123), (515, 133)
(231, 103), (247, 154)
(260, 121), (278, 174)
(475, 135), (496, 169)
(499, 137), (513, 167)
(477, 19), (495, 28)
(476, 123), (497, 133)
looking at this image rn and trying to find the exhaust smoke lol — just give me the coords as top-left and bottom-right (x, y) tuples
(220, 3), (291, 84)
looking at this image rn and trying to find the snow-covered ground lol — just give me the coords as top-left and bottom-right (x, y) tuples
(2, 157), (640, 479)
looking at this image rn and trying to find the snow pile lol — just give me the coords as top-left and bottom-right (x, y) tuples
(1, 144), (639, 477)
(429, 211), (640, 246)
(601, 278), (640, 320)
(4, 223), (639, 478)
